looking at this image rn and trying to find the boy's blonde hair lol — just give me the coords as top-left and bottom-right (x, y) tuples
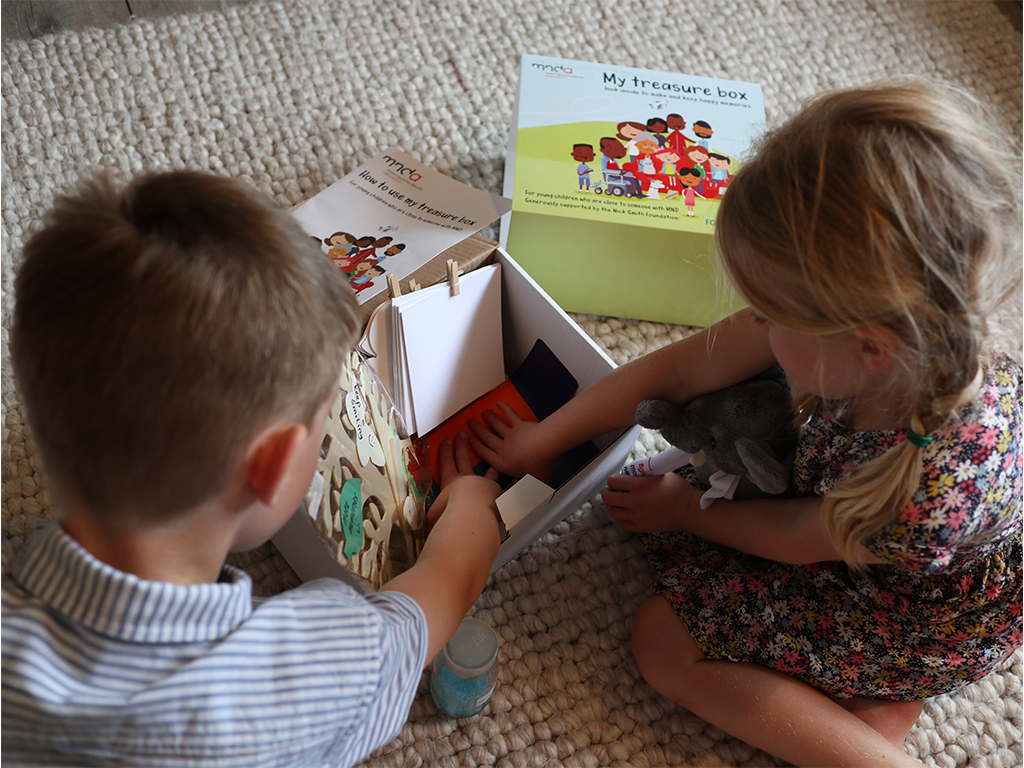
(11, 171), (358, 519)
(715, 81), (1022, 566)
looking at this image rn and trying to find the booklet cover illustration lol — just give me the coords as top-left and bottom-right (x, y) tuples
(293, 147), (511, 306)
(502, 55), (765, 326)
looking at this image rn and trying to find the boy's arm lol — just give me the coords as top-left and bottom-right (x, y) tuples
(469, 308), (777, 481)
(381, 434), (503, 663)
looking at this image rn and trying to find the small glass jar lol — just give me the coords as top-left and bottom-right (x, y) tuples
(430, 618), (499, 718)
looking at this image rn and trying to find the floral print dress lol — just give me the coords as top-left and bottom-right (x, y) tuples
(640, 352), (1022, 700)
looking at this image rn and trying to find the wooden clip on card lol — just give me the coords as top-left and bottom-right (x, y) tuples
(446, 259), (460, 296)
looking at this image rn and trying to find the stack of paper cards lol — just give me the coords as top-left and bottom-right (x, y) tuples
(386, 263), (505, 436)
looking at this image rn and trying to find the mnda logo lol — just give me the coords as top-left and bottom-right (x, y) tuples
(531, 63), (573, 75)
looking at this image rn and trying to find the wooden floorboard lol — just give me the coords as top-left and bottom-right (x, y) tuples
(1, 0), (260, 41)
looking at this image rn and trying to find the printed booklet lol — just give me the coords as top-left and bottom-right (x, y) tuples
(293, 147), (511, 306)
(501, 55), (766, 326)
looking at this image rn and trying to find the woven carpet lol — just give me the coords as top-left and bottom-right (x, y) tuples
(2, 1), (1021, 766)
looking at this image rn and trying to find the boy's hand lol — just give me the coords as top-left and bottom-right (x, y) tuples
(386, 431), (504, 663)
(426, 432), (502, 533)
(602, 471), (698, 533)
(466, 401), (556, 483)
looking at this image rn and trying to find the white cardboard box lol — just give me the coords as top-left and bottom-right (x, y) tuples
(273, 246), (640, 587)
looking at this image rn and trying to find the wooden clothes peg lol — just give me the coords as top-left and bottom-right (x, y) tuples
(446, 259), (461, 296)
(387, 273), (402, 298)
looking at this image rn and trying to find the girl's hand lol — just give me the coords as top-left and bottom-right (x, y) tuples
(426, 432), (502, 534)
(467, 401), (557, 483)
(602, 471), (700, 533)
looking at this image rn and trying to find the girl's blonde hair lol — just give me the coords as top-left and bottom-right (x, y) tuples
(715, 81), (1022, 566)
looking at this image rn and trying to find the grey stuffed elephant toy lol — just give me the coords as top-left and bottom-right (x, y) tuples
(635, 366), (799, 497)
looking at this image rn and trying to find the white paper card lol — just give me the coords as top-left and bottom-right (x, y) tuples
(496, 474), (555, 530)
(391, 263), (504, 435)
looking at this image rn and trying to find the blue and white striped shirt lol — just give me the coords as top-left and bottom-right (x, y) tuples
(2, 521), (429, 767)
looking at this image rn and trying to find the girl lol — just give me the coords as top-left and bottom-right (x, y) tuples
(469, 81), (1022, 768)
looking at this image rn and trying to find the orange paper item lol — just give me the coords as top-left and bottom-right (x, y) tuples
(423, 379), (538, 480)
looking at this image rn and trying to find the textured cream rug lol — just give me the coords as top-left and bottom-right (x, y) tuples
(2, 1), (1021, 766)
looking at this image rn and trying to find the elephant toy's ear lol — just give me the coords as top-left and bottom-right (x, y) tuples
(635, 399), (678, 429)
(735, 437), (789, 494)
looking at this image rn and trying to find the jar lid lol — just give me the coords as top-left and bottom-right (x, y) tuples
(442, 618), (498, 678)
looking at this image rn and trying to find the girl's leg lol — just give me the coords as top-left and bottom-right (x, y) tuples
(631, 596), (927, 768)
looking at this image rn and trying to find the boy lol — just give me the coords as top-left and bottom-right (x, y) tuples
(2, 170), (504, 767)
(350, 261), (387, 294)
(571, 143), (595, 192)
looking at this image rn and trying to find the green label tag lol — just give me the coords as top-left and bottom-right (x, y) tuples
(339, 478), (363, 559)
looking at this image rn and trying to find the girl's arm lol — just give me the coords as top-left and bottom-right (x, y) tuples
(469, 308), (777, 481)
(603, 471), (882, 565)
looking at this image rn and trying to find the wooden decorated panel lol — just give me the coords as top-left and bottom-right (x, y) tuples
(306, 351), (431, 589)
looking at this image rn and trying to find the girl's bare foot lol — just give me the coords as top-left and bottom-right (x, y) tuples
(835, 697), (924, 749)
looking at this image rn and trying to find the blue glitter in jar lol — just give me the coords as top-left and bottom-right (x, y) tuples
(430, 618), (498, 718)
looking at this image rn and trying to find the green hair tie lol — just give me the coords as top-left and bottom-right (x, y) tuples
(906, 426), (933, 448)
